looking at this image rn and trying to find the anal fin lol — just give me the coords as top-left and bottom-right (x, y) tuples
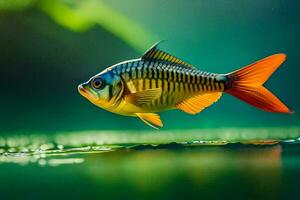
(136, 113), (163, 129)
(176, 92), (222, 114)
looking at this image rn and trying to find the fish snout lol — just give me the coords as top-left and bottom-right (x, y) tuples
(78, 83), (89, 97)
(78, 83), (99, 102)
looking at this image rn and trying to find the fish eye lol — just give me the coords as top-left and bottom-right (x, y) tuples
(91, 78), (105, 89)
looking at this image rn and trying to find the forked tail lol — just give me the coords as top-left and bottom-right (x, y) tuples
(225, 54), (293, 113)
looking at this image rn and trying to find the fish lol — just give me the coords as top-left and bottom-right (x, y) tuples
(78, 42), (293, 129)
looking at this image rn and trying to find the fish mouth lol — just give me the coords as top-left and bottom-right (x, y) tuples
(78, 84), (95, 100)
(78, 84), (87, 96)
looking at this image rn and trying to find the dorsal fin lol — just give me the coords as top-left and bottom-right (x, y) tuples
(142, 42), (195, 68)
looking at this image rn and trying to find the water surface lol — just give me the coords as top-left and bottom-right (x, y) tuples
(1, 128), (300, 199)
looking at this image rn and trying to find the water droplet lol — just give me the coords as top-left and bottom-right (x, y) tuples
(38, 159), (46, 166)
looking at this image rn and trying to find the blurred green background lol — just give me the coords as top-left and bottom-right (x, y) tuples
(1, 1), (300, 200)
(0, 0), (299, 132)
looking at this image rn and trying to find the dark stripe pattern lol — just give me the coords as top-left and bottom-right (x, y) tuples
(111, 59), (226, 107)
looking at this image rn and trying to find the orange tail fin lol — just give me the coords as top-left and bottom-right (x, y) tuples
(225, 54), (293, 113)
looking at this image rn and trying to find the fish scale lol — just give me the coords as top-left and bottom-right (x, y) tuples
(111, 59), (224, 109)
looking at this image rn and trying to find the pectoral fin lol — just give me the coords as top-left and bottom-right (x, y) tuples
(136, 113), (163, 129)
(125, 88), (162, 105)
(176, 92), (222, 114)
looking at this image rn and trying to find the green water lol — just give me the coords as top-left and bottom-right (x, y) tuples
(1, 0), (300, 199)
(1, 128), (300, 199)
(0, 0), (299, 132)
(2, 144), (300, 199)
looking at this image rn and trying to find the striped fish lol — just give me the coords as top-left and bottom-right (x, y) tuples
(78, 43), (293, 128)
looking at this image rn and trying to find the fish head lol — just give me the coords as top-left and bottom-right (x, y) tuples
(78, 69), (124, 109)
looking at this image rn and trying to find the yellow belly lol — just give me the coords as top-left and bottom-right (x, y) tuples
(104, 99), (175, 116)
